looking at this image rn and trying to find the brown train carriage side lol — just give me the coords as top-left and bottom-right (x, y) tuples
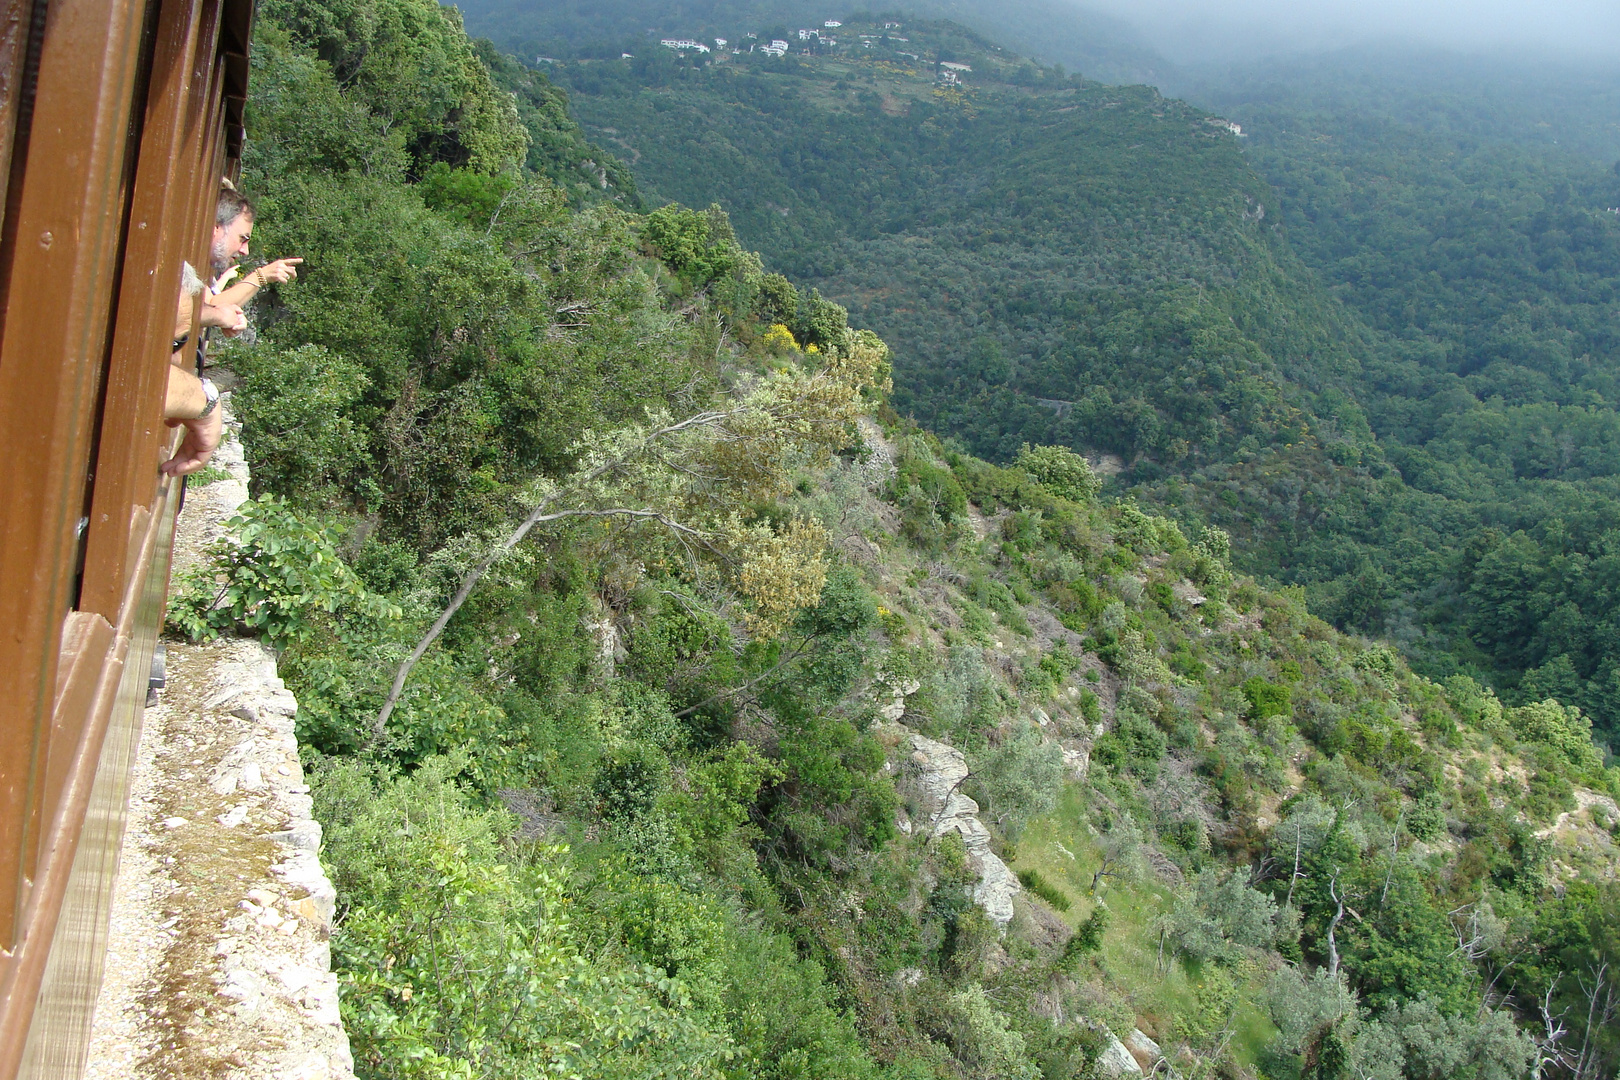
(0, 0), (252, 1075)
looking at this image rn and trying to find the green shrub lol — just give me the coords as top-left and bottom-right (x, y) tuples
(228, 341), (371, 505)
(1063, 906), (1109, 963)
(1170, 869), (1280, 964)
(791, 287), (849, 352)
(641, 203), (745, 289)
(1116, 502), (1187, 554)
(894, 444), (968, 548)
(187, 464), (231, 487)
(1049, 577), (1104, 629)
(1242, 676), (1292, 721)
(971, 723), (1063, 839)
(167, 494), (398, 647)
(1014, 443), (1100, 503)
(958, 600), (996, 645)
(1353, 646), (1400, 692)
(941, 984), (1040, 1080)
(593, 741), (669, 822)
(417, 161), (516, 225)
(1169, 648), (1208, 682)
(1509, 699), (1602, 773)
(1016, 868), (1072, 911)
(625, 585), (735, 704)
(1407, 790), (1446, 841)
(1030, 647), (1077, 696)
(1001, 509), (1044, 551)
(967, 573), (1031, 635)
(754, 272), (798, 324)
(1524, 769), (1577, 821)
(716, 922), (882, 1079)
(313, 755), (734, 1079)
(1093, 711), (1168, 781)
(662, 741), (782, 858)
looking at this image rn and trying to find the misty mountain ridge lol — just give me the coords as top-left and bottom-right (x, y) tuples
(1175, 44), (1620, 166)
(452, 0), (1172, 84)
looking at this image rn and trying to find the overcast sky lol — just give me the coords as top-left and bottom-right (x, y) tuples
(1076, 0), (1620, 63)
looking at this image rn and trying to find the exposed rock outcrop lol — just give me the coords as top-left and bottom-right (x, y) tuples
(1125, 1028), (1164, 1072)
(1097, 1032), (1144, 1078)
(905, 733), (1021, 925)
(877, 676), (921, 722)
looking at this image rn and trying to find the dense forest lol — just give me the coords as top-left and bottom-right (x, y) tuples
(446, 5), (1620, 751)
(1169, 53), (1620, 735)
(174, 1), (1620, 1078)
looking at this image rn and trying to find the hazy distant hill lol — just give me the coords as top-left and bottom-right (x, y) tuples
(451, 0), (1172, 84)
(893, 0), (1171, 86)
(1177, 47), (1620, 164)
(518, 21), (1408, 662)
(1164, 50), (1620, 731)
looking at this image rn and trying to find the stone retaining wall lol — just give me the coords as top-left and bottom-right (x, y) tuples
(84, 401), (354, 1080)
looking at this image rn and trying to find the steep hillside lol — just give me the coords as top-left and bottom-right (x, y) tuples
(170, 4), (1620, 1078)
(492, 18), (1620, 747)
(544, 23), (1374, 470)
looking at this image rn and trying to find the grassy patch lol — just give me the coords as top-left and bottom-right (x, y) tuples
(1013, 782), (1279, 1061)
(187, 465), (231, 487)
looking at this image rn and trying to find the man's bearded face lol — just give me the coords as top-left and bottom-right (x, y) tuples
(211, 212), (253, 274)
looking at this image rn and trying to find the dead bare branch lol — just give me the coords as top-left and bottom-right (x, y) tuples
(1326, 868), (1345, 980)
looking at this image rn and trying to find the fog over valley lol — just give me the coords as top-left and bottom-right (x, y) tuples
(1072, 0), (1620, 65)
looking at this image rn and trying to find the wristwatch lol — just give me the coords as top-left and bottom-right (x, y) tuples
(197, 377), (219, 419)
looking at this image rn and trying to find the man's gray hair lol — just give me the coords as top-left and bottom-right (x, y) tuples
(216, 186), (254, 229)
(180, 261), (205, 297)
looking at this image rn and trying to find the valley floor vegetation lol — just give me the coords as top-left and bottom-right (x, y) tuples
(169, 2), (1620, 1078)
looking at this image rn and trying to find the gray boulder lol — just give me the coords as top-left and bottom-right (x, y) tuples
(907, 734), (1021, 926)
(1097, 1033), (1144, 1078)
